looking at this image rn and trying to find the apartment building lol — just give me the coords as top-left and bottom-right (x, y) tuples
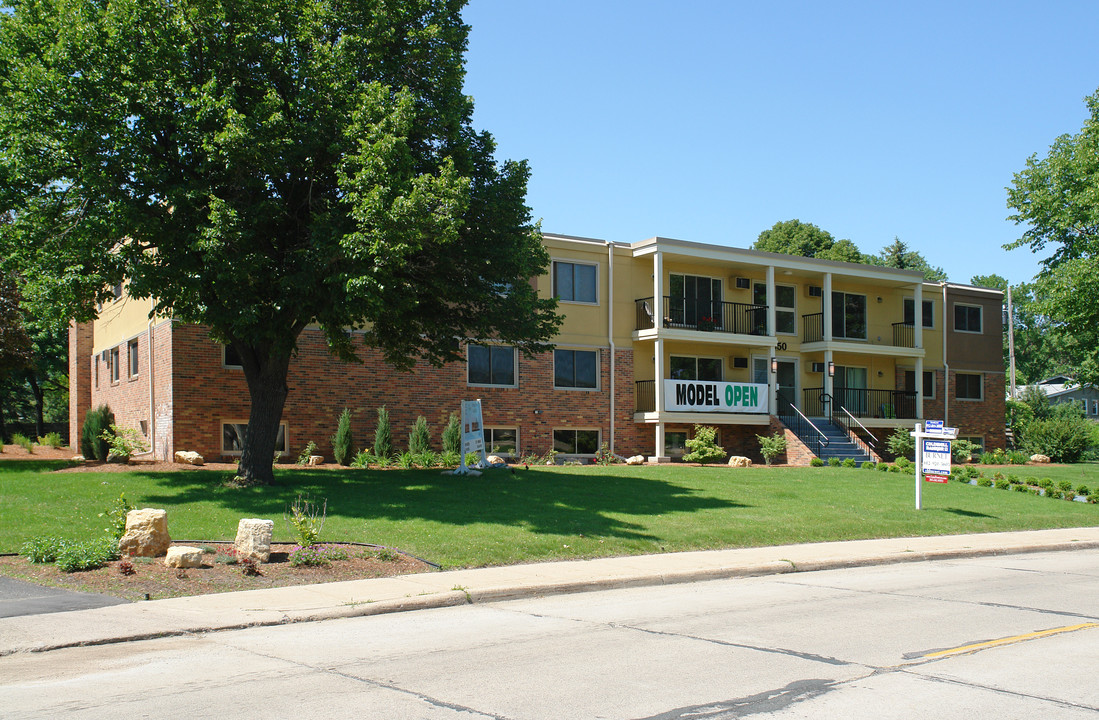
(69, 233), (1006, 464)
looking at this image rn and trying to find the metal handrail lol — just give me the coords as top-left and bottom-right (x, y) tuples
(835, 406), (877, 457)
(777, 392), (829, 456)
(841, 407), (877, 445)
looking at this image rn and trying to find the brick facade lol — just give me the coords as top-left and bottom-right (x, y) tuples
(68, 322), (93, 451)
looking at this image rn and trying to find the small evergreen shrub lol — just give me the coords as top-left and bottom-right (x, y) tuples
(842, 458), (856, 468)
(885, 427), (915, 460)
(374, 406), (392, 459)
(895, 456), (912, 470)
(810, 457), (825, 467)
(1013, 483), (1029, 492)
(877, 462), (890, 472)
(331, 408), (353, 466)
(1038, 478), (1053, 489)
(862, 461), (876, 470)
(82, 404), (116, 461)
(889, 463), (902, 473)
(1076, 485), (1090, 497)
(1057, 480), (1073, 493)
(828, 457), (841, 467)
(683, 425), (725, 464)
(994, 479), (1010, 490)
(977, 477), (993, 487)
(409, 415), (430, 454)
(442, 412), (461, 455)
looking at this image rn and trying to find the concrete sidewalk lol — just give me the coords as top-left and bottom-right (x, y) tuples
(2, 527), (1097, 656)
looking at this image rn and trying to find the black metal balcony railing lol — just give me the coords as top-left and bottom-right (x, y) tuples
(635, 297), (768, 335)
(802, 386), (918, 419)
(803, 312), (824, 343)
(635, 380), (656, 413)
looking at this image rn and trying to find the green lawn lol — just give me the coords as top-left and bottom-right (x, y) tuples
(1, 460), (1096, 568)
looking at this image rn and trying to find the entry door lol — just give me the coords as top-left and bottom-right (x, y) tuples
(754, 357), (798, 408)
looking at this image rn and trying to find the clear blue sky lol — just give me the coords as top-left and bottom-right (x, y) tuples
(462, 0), (1099, 286)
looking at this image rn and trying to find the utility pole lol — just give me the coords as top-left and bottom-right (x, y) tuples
(1007, 285), (1017, 399)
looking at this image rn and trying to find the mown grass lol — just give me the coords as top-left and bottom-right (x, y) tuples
(1, 460), (1096, 568)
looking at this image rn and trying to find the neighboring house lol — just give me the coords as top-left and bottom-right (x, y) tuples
(69, 233), (1006, 464)
(1015, 376), (1099, 420)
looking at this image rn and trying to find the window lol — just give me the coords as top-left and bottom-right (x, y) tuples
(127, 339), (139, 378)
(903, 298), (934, 328)
(94, 356), (99, 389)
(671, 274), (722, 327)
(954, 303), (982, 333)
(109, 347), (120, 383)
(553, 428), (600, 455)
(956, 373), (982, 400)
(670, 356), (722, 381)
(904, 370), (936, 399)
(665, 431), (687, 458)
(554, 349), (598, 389)
(751, 283), (795, 333)
(111, 283), (123, 300)
(1091, 400), (1098, 416)
(959, 436), (984, 454)
(552, 261), (597, 303)
(483, 427), (518, 456)
(223, 344), (243, 369)
(222, 422), (288, 455)
(467, 344), (517, 387)
(831, 292), (867, 340)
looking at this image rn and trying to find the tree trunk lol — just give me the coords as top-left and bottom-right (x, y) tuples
(236, 347), (293, 486)
(26, 373), (45, 438)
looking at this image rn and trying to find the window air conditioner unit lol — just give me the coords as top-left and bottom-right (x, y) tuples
(734, 277), (751, 290)
(730, 356), (748, 369)
(812, 362), (826, 373)
(806, 285), (823, 298)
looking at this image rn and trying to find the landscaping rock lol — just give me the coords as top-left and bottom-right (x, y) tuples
(307, 455), (324, 466)
(106, 451), (129, 464)
(71, 455), (85, 462)
(626, 455), (646, 466)
(1030, 454), (1051, 463)
(164, 546), (204, 568)
(727, 456), (752, 468)
(486, 455), (508, 467)
(118, 508), (171, 557)
(174, 450), (204, 466)
(235, 518), (274, 563)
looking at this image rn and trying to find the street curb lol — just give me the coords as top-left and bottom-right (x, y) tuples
(6, 536), (1097, 656)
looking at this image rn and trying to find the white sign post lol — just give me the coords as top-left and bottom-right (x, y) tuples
(449, 399), (488, 476)
(910, 420), (956, 509)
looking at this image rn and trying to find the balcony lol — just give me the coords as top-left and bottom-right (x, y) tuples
(802, 313), (918, 350)
(635, 380), (655, 412)
(801, 387), (918, 419)
(635, 297), (768, 335)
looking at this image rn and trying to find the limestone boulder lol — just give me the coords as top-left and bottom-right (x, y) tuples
(71, 455), (85, 462)
(307, 455), (324, 466)
(174, 450), (204, 466)
(486, 455), (508, 467)
(1030, 454), (1051, 464)
(164, 546), (204, 568)
(626, 455), (646, 466)
(118, 508), (171, 557)
(235, 518), (275, 563)
(727, 456), (752, 468)
(106, 451), (129, 464)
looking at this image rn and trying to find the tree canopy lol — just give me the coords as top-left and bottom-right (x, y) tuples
(875, 238), (947, 282)
(753, 220), (845, 258)
(1006, 88), (1099, 385)
(0, 0), (561, 483)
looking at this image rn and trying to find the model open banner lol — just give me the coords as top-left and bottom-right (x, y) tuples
(664, 380), (769, 413)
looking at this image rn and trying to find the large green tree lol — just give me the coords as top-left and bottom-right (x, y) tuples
(753, 219), (846, 258)
(874, 238), (947, 282)
(0, 0), (560, 484)
(1006, 88), (1099, 386)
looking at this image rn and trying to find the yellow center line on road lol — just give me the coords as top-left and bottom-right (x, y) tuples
(923, 622), (1099, 659)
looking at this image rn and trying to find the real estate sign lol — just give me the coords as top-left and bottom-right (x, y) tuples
(922, 438), (951, 483)
(663, 380), (769, 414)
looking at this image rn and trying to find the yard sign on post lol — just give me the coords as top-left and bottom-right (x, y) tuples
(910, 421), (956, 509)
(454, 399), (488, 476)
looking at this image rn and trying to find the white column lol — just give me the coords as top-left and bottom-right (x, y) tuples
(766, 265), (776, 337)
(654, 422), (665, 462)
(824, 348), (834, 415)
(823, 272), (833, 343)
(768, 346), (777, 413)
(915, 356), (924, 419)
(914, 283), (923, 349)
(652, 251), (666, 461)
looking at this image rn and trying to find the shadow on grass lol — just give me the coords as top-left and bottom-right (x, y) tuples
(941, 508), (998, 519)
(131, 466), (746, 541)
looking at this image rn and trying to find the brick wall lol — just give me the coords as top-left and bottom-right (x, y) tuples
(68, 322), (92, 451)
(166, 325), (652, 462)
(949, 370), (1006, 450)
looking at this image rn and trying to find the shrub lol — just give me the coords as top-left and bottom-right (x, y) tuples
(409, 415), (430, 454)
(862, 461), (876, 470)
(952, 439), (978, 463)
(756, 432), (787, 466)
(1038, 478), (1054, 489)
(979, 451), (995, 464)
(1007, 475), (1023, 484)
(1057, 480), (1073, 493)
(828, 457), (841, 467)
(842, 458), (856, 468)
(1006, 450), (1029, 465)
(995, 479), (1010, 490)
(594, 442), (618, 465)
(977, 478), (993, 487)
(297, 440), (318, 466)
(11, 433), (34, 453)
(374, 406), (392, 459)
(439, 450), (460, 467)
(683, 425), (726, 464)
(1013, 483), (1029, 492)
(55, 537), (119, 572)
(413, 450), (439, 468)
(350, 449), (375, 468)
(809, 457), (824, 467)
(396, 450), (415, 469)
(895, 456), (912, 470)
(22, 536), (67, 564)
(1076, 485), (1090, 497)
(965, 466), (980, 479)
(992, 471), (1005, 482)
(877, 462), (890, 472)
(1023, 413), (1099, 463)
(285, 495), (326, 547)
(331, 408), (353, 466)
(289, 544), (349, 567)
(442, 412), (461, 455)
(82, 404), (116, 460)
(102, 424), (148, 461)
(885, 427), (915, 460)
(889, 463), (902, 473)
(38, 431), (63, 448)
(464, 451), (483, 467)
(1024, 476), (1038, 486)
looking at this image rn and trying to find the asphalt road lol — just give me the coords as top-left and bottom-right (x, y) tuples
(3, 548), (1097, 718)
(0, 576), (128, 618)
